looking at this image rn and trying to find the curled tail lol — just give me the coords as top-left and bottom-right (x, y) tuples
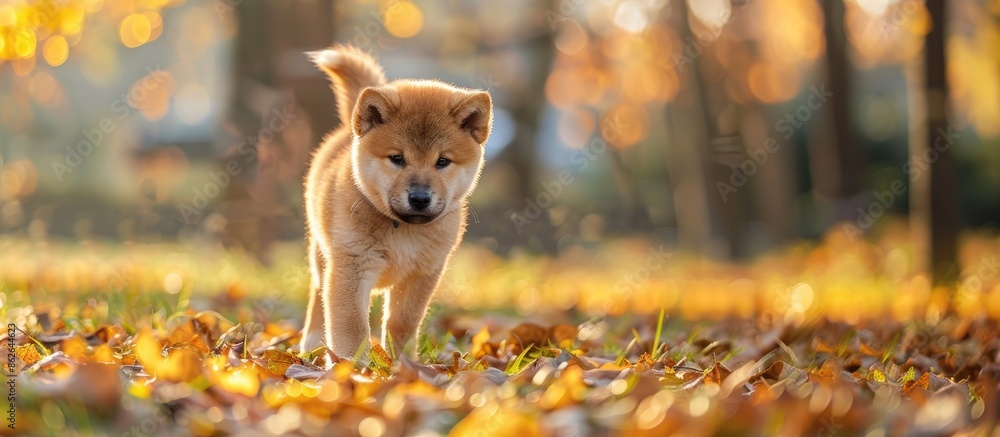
(308, 45), (388, 127)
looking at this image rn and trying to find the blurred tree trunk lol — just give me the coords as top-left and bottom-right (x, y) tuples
(909, 0), (959, 284)
(816, 0), (866, 222)
(668, 0), (746, 258)
(221, 1), (336, 264)
(607, 148), (650, 229)
(494, 31), (551, 216)
(662, 0), (730, 257)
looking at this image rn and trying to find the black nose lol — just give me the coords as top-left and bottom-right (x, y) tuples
(408, 189), (432, 210)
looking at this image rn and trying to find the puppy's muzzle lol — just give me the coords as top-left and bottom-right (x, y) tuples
(393, 186), (441, 224)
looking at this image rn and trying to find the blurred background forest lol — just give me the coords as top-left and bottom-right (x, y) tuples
(1, 0), (999, 285)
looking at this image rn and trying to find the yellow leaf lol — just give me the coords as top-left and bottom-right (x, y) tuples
(471, 326), (491, 358)
(135, 327), (202, 382)
(127, 381), (153, 400)
(166, 320), (210, 355)
(450, 404), (540, 437)
(539, 366), (586, 410)
(61, 336), (88, 362)
(14, 344), (44, 366)
(332, 362), (354, 382)
(215, 363), (261, 397)
(866, 368), (887, 384)
(92, 344), (117, 364)
(900, 367), (916, 383)
(370, 343), (393, 371)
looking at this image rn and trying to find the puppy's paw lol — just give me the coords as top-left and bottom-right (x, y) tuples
(299, 330), (325, 355)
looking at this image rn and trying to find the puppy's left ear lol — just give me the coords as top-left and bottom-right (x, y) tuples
(454, 91), (492, 144)
(353, 87), (396, 137)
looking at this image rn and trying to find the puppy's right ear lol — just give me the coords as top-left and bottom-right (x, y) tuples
(353, 87), (396, 137)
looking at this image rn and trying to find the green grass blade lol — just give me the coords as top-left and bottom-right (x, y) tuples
(653, 307), (665, 359)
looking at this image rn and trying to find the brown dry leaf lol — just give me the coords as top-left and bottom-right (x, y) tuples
(91, 325), (126, 346)
(285, 364), (327, 380)
(859, 342), (882, 357)
(814, 359), (841, 381)
(166, 320), (211, 355)
(549, 324), (579, 348)
(759, 361), (784, 381)
(261, 349), (302, 376)
(814, 339), (838, 354)
(749, 380), (778, 404)
(509, 322), (549, 351)
(27, 362), (122, 412)
(703, 362), (731, 385)
(903, 372), (930, 396)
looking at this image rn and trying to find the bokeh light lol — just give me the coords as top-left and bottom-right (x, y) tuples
(120, 13), (153, 48)
(42, 35), (68, 66)
(384, 1), (423, 38)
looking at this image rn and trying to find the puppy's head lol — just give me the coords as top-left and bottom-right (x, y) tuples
(350, 80), (492, 225)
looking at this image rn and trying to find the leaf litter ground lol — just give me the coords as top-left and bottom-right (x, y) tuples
(2, 230), (999, 436)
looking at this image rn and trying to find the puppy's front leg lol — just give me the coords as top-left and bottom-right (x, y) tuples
(383, 267), (444, 358)
(323, 261), (379, 363)
(300, 241), (326, 352)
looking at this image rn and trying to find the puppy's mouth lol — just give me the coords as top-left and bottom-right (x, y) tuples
(392, 210), (439, 225)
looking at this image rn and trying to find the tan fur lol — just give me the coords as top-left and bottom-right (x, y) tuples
(300, 45), (492, 363)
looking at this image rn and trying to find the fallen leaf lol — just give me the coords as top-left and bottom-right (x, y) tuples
(15, 343), (44, 366)
(260, 349), (302, 376)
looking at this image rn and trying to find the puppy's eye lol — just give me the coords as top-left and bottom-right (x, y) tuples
(389, 154), (405, 166)
(436, 157), (451, 168)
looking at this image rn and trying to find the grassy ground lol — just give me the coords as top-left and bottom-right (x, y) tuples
(2, 228), (999, 436)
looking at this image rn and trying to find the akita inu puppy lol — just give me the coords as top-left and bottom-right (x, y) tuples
(300, 45), (491, 363)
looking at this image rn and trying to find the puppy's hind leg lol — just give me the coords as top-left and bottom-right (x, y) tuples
(300, 241), (326, 353)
